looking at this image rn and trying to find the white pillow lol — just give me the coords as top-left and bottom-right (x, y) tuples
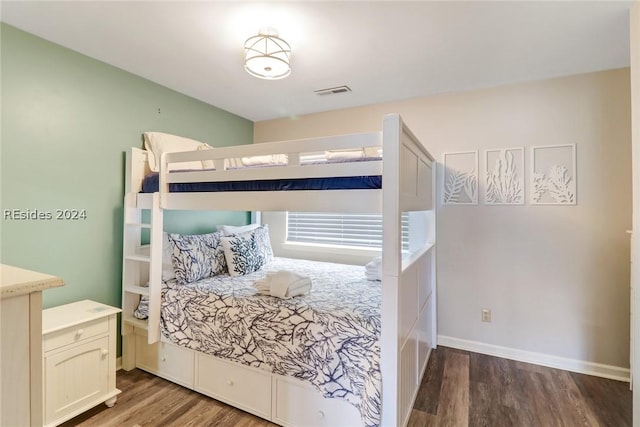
(218, 223), (261, 236)
(143, 132), (213, 172)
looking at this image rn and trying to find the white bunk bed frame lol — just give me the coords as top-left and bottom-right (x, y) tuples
(121, 114), (436, 427)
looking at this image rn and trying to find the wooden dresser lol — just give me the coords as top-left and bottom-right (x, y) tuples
(0, 264), (64, 427)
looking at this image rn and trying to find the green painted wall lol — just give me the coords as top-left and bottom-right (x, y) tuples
(1, 24), (253, 313)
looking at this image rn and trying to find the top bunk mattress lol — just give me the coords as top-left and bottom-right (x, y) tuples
(141, 171), (382, 193)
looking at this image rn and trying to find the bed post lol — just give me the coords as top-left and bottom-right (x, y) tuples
(381, 114), (436, 426)
(158, 152), (170, 209)
(381, 114), (403, 426)
(147, 193), (163, 344)
(126, 147), (149, 194)
(430, 164), (438, 351)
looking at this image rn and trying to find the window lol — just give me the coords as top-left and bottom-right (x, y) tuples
(286, 212), (409, 250)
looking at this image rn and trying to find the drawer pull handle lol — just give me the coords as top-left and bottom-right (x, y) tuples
(226, 379), (234, 386)
(76, 329), (84, 337)
(101, 349), (109, 358)
(317, 410), (325, 419)
(161, 356), (166, 362)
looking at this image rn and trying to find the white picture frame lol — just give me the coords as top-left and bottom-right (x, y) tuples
(442, 151), (478, 205)
(484, 147), (525, 205)
(529, 144), (577, 205)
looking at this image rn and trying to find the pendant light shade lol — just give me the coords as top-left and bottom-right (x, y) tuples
(244, 27), (291, 80)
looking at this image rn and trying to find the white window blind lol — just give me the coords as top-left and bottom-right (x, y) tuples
(286, 212), (409, 250)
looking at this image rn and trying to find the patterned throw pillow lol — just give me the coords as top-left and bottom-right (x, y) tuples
(134, 295), (149, 319)
(168, 231), (226, 284)
(162, 233), (176, 281)
(221, 225), (274, 276)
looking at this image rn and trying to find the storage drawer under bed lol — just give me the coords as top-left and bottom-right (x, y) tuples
(273, 376), (362, 427)
(135, 335), (195, 388)
(195, 353), (272, 420)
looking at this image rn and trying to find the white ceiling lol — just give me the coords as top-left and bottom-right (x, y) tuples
(1, 1), (633, 122)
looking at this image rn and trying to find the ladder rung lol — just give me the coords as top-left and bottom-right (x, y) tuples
(123, 315), (148, 330)
(125, 223), (152, 229)
(124, 285), (149, 296)
(125, 255), (150, 262)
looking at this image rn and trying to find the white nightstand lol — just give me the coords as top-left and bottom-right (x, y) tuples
(42, 300), (121, 427)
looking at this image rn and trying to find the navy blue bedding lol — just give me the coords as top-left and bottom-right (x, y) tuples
(141, 172), (382, 193)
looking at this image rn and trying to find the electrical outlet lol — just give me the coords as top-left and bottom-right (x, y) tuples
(481, 308), (491, 322)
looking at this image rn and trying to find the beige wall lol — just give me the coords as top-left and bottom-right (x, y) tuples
(255, 69), (632, 369)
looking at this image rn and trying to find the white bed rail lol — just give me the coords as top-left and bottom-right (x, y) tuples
(156, 132), (382, 210)
(163, 131), (381, 170)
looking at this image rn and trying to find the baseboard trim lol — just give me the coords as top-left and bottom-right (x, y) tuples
(116, 356), (122, 371)
(437, 335), (630, 382)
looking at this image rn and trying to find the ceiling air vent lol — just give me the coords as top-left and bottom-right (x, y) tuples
(314, 85), (352, 96)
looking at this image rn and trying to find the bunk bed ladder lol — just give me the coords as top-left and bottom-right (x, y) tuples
(121, 192), (163, 371)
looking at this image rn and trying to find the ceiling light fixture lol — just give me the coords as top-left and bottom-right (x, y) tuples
(244, 27), (291, 80)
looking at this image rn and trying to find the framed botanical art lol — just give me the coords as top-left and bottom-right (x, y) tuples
(484, 147), (525, 205)
(529, 144), (576, 205)
(443, 151), (478, 205)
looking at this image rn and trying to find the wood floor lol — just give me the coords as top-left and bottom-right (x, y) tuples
(62, 346), (632, 427)
(410, 347), (631, 427)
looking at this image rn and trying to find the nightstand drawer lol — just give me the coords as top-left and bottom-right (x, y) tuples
(44, 318), (108, 352)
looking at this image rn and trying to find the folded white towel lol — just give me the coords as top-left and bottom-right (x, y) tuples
(254, 282), (270, 293)
(364, 257), (382, 281)
(366, 257), (381, 267)
(253, 270), (312, 299)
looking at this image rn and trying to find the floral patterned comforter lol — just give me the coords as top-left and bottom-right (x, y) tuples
(160, 257), (382, 427)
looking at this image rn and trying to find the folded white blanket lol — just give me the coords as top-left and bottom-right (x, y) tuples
(241, 154), (288, 167)
(365, 257), (382, 281)
(325, 147), (381, 161)
(325, 148), (365, 161)
(253, 270), (312, 299)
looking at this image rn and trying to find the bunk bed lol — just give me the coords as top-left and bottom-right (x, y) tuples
(121, 114), (436, 427)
